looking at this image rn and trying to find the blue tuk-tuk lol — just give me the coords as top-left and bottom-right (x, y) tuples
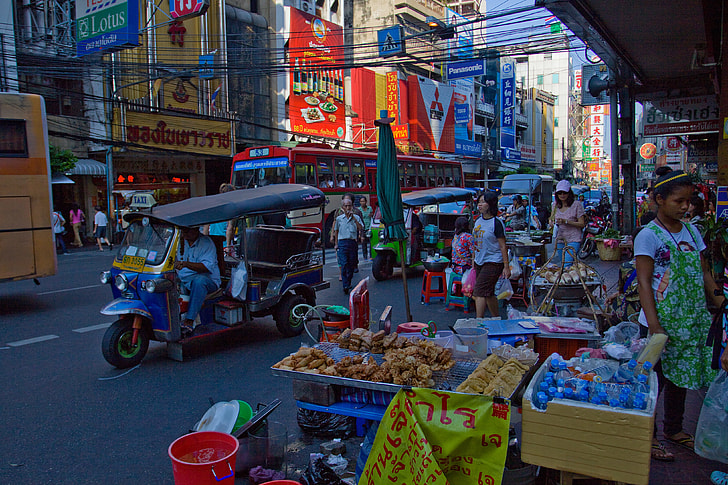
(99, 184), (329, 367)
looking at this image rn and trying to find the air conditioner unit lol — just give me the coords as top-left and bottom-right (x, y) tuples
(299, 0), (314, 14)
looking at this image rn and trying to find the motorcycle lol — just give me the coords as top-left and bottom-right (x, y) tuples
(578, 207), (610, 259)
(98, 184), (330, 368)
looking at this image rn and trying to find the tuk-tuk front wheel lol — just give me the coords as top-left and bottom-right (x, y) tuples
(102, 318), (149, 368)
(275, 294), (307, 337)
(372, 253), (394, 281)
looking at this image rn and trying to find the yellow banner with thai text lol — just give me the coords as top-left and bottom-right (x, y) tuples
(360, 388), (510, 485)
(118, 111), (233, 157)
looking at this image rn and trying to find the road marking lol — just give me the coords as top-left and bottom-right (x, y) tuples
(7, 335), (59, 347)
(73, 322), (113, 333)
(37, 284), (103, 295)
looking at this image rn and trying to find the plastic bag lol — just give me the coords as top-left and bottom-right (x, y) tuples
(695, 370), (728, 464)
(228, 260), (248, 300)
(507, 304), (526, 320)
(603, 321), (640, 345)
(461, 268), (476, 297)
(495, 277), (513, 300)
(301, 457), (348, 485)
(296, 409), (355, 438)
(509, 251), (522, 280)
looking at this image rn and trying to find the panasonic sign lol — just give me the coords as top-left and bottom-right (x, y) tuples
(445, 60), (485, 81)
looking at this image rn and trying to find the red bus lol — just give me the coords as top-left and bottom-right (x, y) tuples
(231, 143), (465, 234)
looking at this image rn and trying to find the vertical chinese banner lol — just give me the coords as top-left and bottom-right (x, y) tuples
(288, 8), (345, 139)
(386, 71), (399, 123)
(361, 388), (510, 485)
(500, 61), (516, 151)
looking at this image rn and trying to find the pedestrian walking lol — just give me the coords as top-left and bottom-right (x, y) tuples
(635, 170), (725, 462)
(69, 203), (85, 247)
(52, 210), (69, 254)
(472, 192), (510, 318)
(359, 196), (373, 261)
(331, 198), (363, 294)
(93, 206), (113, 251)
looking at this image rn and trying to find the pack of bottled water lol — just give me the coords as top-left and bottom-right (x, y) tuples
(529, 353), (656, 412)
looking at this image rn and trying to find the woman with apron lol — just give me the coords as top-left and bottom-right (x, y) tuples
(635, 170), (725, 462)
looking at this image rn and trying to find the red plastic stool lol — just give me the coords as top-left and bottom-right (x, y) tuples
(445, 271), (472, 312)
(421, 270), (447, 304)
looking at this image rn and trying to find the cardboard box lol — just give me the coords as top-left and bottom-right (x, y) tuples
(293, 379), (337, 406)
(214, 300), (244, 325)
(521, 359), (656, 485)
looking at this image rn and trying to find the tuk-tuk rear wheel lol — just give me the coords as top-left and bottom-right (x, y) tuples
(372, 253), (394, 281)
(102, 318), (149, 368)
(275, 294), (307, 337)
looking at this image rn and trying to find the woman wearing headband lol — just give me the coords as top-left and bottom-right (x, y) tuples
(634, 170), (725, 462)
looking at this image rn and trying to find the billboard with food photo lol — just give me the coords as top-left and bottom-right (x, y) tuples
(289, 8), (345, 139)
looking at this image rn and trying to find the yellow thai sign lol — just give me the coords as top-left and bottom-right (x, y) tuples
(120, 112), (232, 157)
(360, 388), (510, 485)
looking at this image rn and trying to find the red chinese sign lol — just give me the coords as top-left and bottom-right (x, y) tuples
(289, 8), (345, 139)
(361, 388), (510, 485)
(386, 71), (399, 124)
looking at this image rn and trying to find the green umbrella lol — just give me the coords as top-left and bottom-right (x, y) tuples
(376, 112), (412, 321)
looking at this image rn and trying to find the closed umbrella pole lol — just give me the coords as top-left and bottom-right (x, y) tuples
(375, 112), (412, 322)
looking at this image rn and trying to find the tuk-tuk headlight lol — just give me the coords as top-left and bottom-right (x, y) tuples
(100, 271), (112, 284)
(114, 274), (129, 291)
(378, 229), (385, 239)
(144, 278), (173, 293)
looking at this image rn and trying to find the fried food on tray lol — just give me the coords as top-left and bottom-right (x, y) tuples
(456, 354), (531, 397)
(273, 347), (340, 375)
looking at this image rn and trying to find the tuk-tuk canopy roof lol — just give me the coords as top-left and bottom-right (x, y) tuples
(401, 187), (477, 207)
(125, 184), (325, 227)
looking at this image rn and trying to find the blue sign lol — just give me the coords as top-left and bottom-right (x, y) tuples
(455, 139), (482, 157)
(501, 148), (521, 161)
(500, 61), (516, 151)
(717, 186), (728, 220)
(446, 60), (485, 81)
(378, 26), (405, 58)
(75, 0), (140, 57)
(234, 157), (289, 171)
(365, 159), (377, 168)
(199, 54), (215, 80)
(454, 103), (470, 124)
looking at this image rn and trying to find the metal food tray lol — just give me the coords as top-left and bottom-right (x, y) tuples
(270, 343), (537, 400)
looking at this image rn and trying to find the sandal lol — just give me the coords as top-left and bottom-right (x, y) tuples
(651, 441), (675, 462)
(711, 471), (728, 485)
(666, 432), (695, 451)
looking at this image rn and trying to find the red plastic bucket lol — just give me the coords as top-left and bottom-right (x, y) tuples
(168, 431), (239, 485)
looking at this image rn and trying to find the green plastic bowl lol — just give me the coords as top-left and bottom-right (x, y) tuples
(232, 400), (253, 433)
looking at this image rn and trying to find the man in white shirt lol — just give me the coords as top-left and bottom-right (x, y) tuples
(175, 226), (221, 332)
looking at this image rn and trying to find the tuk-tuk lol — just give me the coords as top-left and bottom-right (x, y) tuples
(99, 184), (329, 368)
(370, 187), (477, 281)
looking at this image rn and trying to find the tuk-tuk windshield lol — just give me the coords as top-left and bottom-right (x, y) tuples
(117, 220), (175, 266)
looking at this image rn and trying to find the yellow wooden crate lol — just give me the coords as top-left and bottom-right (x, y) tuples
(521, 363), (657, 485)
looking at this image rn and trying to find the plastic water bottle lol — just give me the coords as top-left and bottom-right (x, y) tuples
(597, 391), (609, 405)
(548, 386), (558, 399)
(588, 365), (614, 383)
(564, 388), (575, 400)
(554, 391), (564, 399)
(556, 361), (573, 381)
(543, 371), (555, 386)
(539, 381), (550, 395)
(614, 359), (638, 383)
(578, 389), (590, 402)
(619, 392), (632, 409)
(534, 391), (549, 410)
(633, 374), (649, 394)
(609, 398), (622, 408)
(556, 378), (565, 393)
(642, 361), (653, 374)
(632, 392), (647, 410)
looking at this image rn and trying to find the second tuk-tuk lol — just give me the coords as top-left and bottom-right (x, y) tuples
(369, 187), (477, 281)
(98, 184), (329, 368)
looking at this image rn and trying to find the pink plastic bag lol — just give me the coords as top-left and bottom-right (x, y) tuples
(461, 268), (476, 297)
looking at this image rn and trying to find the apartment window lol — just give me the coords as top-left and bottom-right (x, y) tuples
(554, 117), (559, 127)
(537, 75), (543, 85)
(552, 73), (559, 84)
(554, 95), (559, 106)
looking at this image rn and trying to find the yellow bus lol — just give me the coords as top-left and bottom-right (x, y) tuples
(0, 93), (56, 282)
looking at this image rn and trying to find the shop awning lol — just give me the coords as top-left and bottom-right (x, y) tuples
(51, 173), (75, 184)
(67, 158), (107, 176)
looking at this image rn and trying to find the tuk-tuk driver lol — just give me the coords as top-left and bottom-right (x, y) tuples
(175, 226), (221, 332)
